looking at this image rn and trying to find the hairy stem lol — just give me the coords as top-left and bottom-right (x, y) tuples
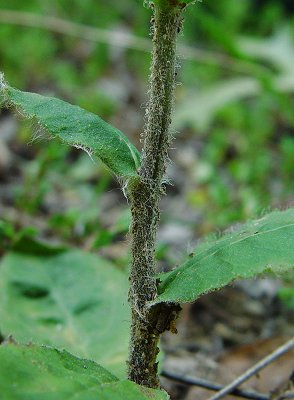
(128, 1), (183, 388)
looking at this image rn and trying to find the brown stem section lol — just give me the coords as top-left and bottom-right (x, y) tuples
(128, 2), (183, 389)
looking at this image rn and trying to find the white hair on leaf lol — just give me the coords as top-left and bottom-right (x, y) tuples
(73, 143), (96, 164)
(0, 72), (5, 90)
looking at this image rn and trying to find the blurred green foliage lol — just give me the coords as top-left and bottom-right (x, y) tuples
(0, 0), (293, 264)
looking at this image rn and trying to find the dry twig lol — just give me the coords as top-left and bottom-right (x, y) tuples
(161, 370), (269, 400)
(208, 337), (294, 400)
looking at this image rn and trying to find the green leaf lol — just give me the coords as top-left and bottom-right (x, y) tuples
(152, 209), (294, 305)
(1, 84), (141, 178)
(11, 235), (66, 256)
(0, 343), (169, 400)
(0, 249), (130, 377)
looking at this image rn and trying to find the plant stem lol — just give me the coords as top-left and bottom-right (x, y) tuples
(128, 1), (183, 389)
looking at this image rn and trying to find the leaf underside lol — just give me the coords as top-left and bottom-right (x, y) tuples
(0, 343), (168, 400)
(1, 86), (141, 178)
(153, 208), (294, 305)
(0, 248), (130, 377)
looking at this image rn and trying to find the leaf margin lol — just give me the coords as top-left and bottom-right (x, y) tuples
(0, 76), (141, 178)
(0, 342), (169, 400)
(151, 208), (294, 305)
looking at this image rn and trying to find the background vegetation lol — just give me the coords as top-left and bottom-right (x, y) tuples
(1, 0), (293, 298)
(1, 0), (293, 286)
(1, 0), (293, 246)
(0, 1), (293, 398)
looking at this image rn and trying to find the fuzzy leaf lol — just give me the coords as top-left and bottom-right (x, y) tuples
(152, 209), (294, 304)
(0, 343), (169, 400)
(0, 248), (130, 377)
(1, 85), (141, 177)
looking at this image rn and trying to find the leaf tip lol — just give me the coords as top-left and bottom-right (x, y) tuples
(0, 73), (10, 109)
(0, 71), (7, 92)
(0, 72), (8, 97)
(0, 72), (5, 89)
